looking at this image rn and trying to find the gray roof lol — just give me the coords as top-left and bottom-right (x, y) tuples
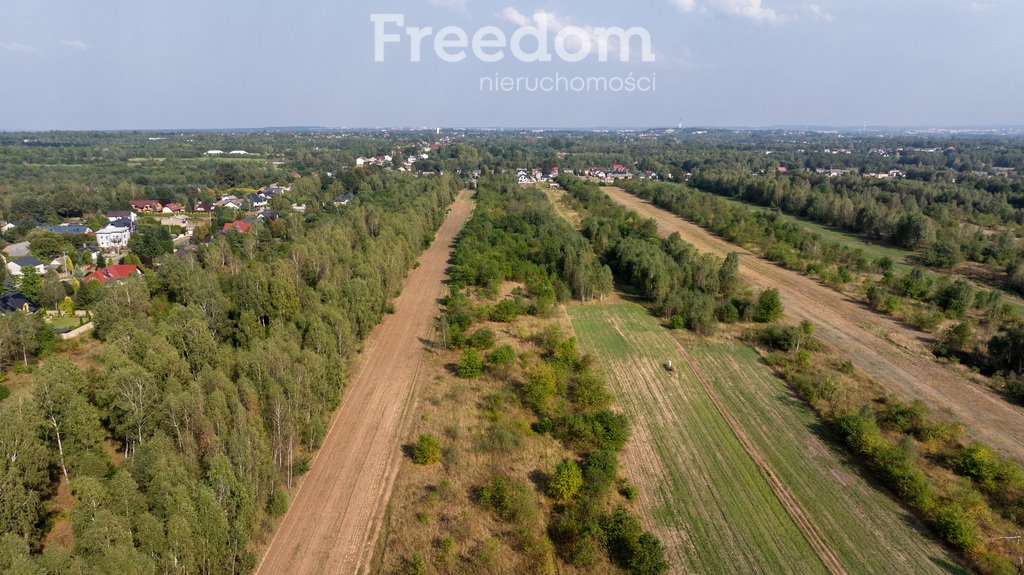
(12, 256), (43, 267)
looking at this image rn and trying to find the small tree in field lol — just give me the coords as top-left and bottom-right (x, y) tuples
(457, 348), (484, 378)
(548, 459), (583, 500)
(754, 289), (784, 323)
(412, 434), (442, 465)
(487, 345), (516, 380)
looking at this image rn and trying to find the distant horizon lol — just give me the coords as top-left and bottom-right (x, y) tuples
(5, 124), (1024, 135)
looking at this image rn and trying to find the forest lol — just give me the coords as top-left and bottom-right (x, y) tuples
(1, 167), (457, 573)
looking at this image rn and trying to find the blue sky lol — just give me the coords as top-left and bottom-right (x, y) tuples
(1, 0), (1021, 129)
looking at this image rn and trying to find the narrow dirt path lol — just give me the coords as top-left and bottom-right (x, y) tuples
(255, 192), (475, 575)
(602, 186), (1024, 464)
(670, 339), (847, 575)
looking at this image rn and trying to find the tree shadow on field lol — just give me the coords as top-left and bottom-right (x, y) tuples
(928, 554), (971, 574)
(528, 469), (549, 494)
(400, 443), (416, 461)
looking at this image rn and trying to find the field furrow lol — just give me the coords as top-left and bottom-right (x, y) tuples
(570, 302), (964, 575)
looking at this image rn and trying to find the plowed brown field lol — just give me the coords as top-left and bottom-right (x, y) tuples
(255, 192), (474, 575)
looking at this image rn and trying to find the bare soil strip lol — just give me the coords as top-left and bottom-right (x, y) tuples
(255, 192), (474, 575)
(669, 339), (848, 575)
(602, 186), (1024, 464)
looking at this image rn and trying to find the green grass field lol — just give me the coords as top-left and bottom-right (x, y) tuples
(715, 195), (915, 271)
(569, 302), (965, 575)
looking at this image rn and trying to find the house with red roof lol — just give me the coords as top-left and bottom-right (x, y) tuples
(223, 220), (251, 233)
(130, 200), (162, 213)
(83, 265), (141, 285)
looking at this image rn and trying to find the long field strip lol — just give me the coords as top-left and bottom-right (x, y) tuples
(569, 302), (964, 575)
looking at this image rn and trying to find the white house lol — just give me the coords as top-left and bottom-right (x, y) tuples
(96, 223), (132, 250)
(6, 256), (45, 277)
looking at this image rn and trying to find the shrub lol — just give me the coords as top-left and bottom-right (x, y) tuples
(487, 345), (517, 379)
(753, 289), (784, 323)
(950, 443), (1000, 484)
(412, 434), (442, 465)
(268, 488), (289, 517)
(456, 348), (484, 378)
(467, 327), (496, 350)
(478, 476), (538, 524)
(931, 503), (980, 552)
(0, 385), (9, 403)
(548, 459), (584, 500)
(490, 299), (520, 322)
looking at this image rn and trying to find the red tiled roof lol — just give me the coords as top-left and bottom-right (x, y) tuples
(83, 265), (140, 285)
(223, 220), (250, 233)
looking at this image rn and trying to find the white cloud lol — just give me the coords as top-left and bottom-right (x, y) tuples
(497, 6), (530, 26)
(669, 0), (790, 25)
(497, 7), (651, 60)
(0, 41), (35, 52)
(429, 0), (466, 11)
(714, 0), (786, 24)
(806, 4), (833, 21)
(62, 39), (90, 50)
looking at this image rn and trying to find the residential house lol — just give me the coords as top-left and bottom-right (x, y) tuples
(194, 201), (215, 213)
(161, 203), (184, 213)
(0, 292), (38, 314)
(333, 193), (355, 207)
(79, 245), (100, 262)
(96, 222), (132, 250)
(261, 185), (288, 197)
(256, 210), (279, 221)
(107, 211), (137, 224)
(129, 200), (162, 213)
(0, 222), (16, 233)
(7, 256), (45, 277)
(247, 193), (269, 209)
(83, 265), (141, 285)
(223, 217), (254, 233)
(36, 224), (92, 235)
(2, 241), (31, 258)
(217, 196), (243, 210)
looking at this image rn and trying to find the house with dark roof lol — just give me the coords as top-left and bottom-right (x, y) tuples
(0, 292), (38, 314)
(107, 210), (136, 223)
(36, 224), (92, 235)
(247, 193), (269, 209)
(194, 201), (216, 213)
(83, 265), (141, 285)
(6, 256), (45, 277)
(333, 193), (355, 207)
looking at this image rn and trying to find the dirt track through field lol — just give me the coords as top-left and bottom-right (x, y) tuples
(255, 192), (474, 575)
(602, 186), (1024, 464)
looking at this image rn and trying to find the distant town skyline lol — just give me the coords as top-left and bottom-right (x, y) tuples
(1, 0), (1022, 130)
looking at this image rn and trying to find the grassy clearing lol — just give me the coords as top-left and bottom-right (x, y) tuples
(570, 302), (964, 575)
(715, 195), (915, 270)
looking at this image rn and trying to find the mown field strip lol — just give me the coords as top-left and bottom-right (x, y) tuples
(688, 343), (966, 575)
(571, 304), (825, 574)
(570, 302), (965, 575)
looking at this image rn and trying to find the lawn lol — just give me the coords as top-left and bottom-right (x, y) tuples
(569, 302), (965, 575)
(47, 316), (85, 331)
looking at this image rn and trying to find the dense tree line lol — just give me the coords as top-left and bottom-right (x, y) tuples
(0, 172), (457, 573)
(439, 178), (667, 573)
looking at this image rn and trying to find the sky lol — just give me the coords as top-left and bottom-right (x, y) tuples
(1, 0), (1022, 130)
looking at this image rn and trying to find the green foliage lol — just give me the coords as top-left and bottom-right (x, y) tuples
(931, 503), (979, 552)
(18, 267), (42, 304)
(456, 348), (484, 378)
(548, 459), (584, 500)
(128, 225), (174, 262)
(753, 289), (784, 323)
(477, 476), (539, 524)
(412, 434), (442, 465)
(467, 327), (496, 350)
(490, 299), (521, 323)
(486, 344), (516, 379)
